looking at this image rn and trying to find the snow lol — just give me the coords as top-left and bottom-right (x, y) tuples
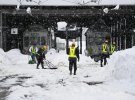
(0, 45), (135, 100)
(107, 47), (135, 80)
(57, 22), (67, 31)
(0, 0), (135, 6)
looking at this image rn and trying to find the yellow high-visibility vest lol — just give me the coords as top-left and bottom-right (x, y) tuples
(111, 45), (116, 53)
(102, 43), (108, 53)
(31, 47), (36, 54)
(69, 47), (77, 58)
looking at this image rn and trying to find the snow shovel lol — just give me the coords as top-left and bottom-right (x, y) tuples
(43, 59), (57, 69)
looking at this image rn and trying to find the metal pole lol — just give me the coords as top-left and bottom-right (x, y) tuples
(110, 25), (113, 46)
(86, 33), (88, 50)
(119, 36), (121, 50)
(50, 32), (52, 49)
(80, 27), (82, 54)
(124, 35), (126, 49)
(54, 33), (57, 50)
(53, 27), (57, 50)
(116, 37), (119, 50)
(48, 28), (51, 49)
(0, 11), (2, 48)
(66, 27), (68, 51)
(117, 21), (119, 32)
(131, 33), (134, 47)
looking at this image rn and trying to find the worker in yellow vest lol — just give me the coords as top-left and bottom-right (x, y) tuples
(29, 43), (38, 63)
(101, 40), (109, 67)
(110, 42), (116, 54)
(67, 43), (80, 75)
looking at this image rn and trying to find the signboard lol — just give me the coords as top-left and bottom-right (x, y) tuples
(11, 28), (18, 34)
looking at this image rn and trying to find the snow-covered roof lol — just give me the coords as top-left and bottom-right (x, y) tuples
(0, 0), (135, 6)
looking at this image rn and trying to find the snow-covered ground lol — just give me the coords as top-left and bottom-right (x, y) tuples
(0, 46), (135, 100)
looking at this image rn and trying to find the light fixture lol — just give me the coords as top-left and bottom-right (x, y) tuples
(26, 7), (31, 15)
(103, 8), (109, 14)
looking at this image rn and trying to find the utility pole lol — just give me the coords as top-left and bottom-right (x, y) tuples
(80, 27), (82, 54)
(66, 26), (69, 52)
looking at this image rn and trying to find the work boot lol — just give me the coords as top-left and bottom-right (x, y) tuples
(101, 64), (103, 67)
(70, 71), (72, 75)
(36, 65), (39, 69)
(42, 65), (45, 69)
(74, 71), (76, 75)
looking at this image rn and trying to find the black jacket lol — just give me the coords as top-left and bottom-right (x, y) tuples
(67, 47), (80, 60)
(36, 48), (45, 60)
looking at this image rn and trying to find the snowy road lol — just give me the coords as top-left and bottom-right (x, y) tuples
(0, 63), (135, 100)
(0, 49), (135, 100)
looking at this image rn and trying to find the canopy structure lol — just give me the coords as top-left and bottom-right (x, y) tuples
(0, 0), (135, 6)
(0, 1), (135, 53)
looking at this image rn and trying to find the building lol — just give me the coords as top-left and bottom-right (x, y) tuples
(0, 0), (135, 55)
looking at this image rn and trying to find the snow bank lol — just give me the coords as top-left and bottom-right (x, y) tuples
(6, 49), (28, 64)
(0, 48), (11, 64)
(0, 49), (28, 65)
(1, 46), (135, 82)
(107, 46), (135, 81)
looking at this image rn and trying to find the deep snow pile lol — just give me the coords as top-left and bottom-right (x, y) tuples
(0, 49), (28, 65)
(106, 46), (135, 81)
(0, 48), (12, 64)
(6, 49), (28, 64)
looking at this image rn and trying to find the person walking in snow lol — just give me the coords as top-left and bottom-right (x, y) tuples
(29, 43), (38, 63)
(100, 40), (109, 67)
(36, 47), (45, 69)
(67, 42), (80, 75)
